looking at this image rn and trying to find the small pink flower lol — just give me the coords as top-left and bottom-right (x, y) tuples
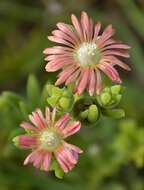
(44, 11), (131, 95)
(13, 107), (82, 173)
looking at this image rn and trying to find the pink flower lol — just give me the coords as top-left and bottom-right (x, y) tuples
(13, 107), (82, 173)
(44, 11), (131, 95)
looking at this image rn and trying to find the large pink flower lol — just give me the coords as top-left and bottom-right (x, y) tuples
(13, 107), (82, 173)
(44, 11), (131, 95)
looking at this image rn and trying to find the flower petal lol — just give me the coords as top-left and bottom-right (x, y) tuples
(62, 121), (81, 138)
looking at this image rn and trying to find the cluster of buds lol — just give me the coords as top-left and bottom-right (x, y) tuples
(12, 11), (131, 178)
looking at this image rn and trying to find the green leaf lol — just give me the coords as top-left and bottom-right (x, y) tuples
(27, 74), (40, 107)
(19, 101), (30, 119)
(102, 109), (125, 119)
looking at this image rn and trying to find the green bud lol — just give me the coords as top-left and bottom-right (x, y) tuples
(52, 86), (62, 97)
(47, 97), (58, 106)
(115, 94), (122, 103)
(100, 92), (111, 105)
(12, 136), (19, 147)
(111, 85), (122, 95)
(80, 109), (89, 120)
(88, 105), (99, 123)
(59, 97), (71, 110)
(103, 87), (111, 93)
(62, 90), (72, 98)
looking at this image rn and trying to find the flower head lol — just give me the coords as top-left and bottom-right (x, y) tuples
(13, 107), (82, 173)
(44, 11), (131, 95)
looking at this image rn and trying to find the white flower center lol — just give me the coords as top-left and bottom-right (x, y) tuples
(76, 43), (101, 66)
(39, 130), (61, 151)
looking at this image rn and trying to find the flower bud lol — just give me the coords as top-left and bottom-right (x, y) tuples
(100, 92), (111, 105)
(59, 97), (71, 111)
(79, 109), (89, 120)
(87, 105), (99, 123)
(111, 85), (122, 95)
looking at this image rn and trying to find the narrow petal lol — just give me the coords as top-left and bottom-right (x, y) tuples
(20, 122), (38, 132)
(102, 50), (130, 58)
(54, 113), (70, 130)
(45, 60), (67, 72)
(81, 11), (90, 41)
(71, 14), (83, 41)
(110, 56), (131, 71)
(102, 44), (131, 51)
(93, 21), (101, 41)
(64, 142), (83, 154)
(52, 30), (77, 46)
(62, 121), (81, 138)
(76, 68), (90, 95)
(98, 25), (115, 47)
(65, 68), (81, 85)
(43, 152), (52, 171)
(43, 46), (73, 55)
(95, 69), (102, 95)
(56, 22), (80, 45)
(55, 65), (78, 85)
(98, 63), (122, 83)
(29, 110), (46, 129)
(18, 135), (37, 149)
(88, 69), (96, 96)
(48, 36), (75, 48)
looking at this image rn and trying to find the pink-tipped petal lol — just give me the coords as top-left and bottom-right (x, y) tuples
(62, 121), (81, 138)
(18, 135), (37, 149)
(102, 50), (130, 58)
(95, 69), (102, 95)
(88, 69), (96, 96)
(48, 36), (75, 48)
(81, 11), (90, 41)
(57, 22), (80, 45)
(65, 68), (81, 85)
(76, 68), (90, 95)
(110, 56), (131, 71)
(54, 113), (70, 130)
(93, 21), (101, 41)
(43, 152), (52, 171)
(64, 142), (83, 154)
(71, 14), (83, 41)
(20, 122), (37, 132)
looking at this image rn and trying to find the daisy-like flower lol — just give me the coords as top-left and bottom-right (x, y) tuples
(13, 107), (82, 173)
(44, 11), (131, 95)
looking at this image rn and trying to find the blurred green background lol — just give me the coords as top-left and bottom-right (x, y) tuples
(0, 0), (144, 189)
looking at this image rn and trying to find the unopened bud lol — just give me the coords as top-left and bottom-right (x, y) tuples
(88, 105), (99, 123)
(100, 92), (111, 105)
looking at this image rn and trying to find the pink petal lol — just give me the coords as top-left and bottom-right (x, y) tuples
(102, 44), (131, 51)
(48, 36), (75, 48)
(55, 65), (78, 85)
(103, 50), (130, 58)
(43, 46), (73, 55)
(81, 11), (90, 41)
(33, 151), (44, 168)
(54, 113), (70, 130)
(76, 68), (90, 95)
(93, 21), (101, 41)
(71, 14), (83, 41)
(57, 22), (80, 45)
(45, 60), (67, 72)
(88, 69), (96, 96)
(29, 110), (46, 130)
(52, 30), (77, 46)
(19, 135), (37, 149)
(98, 63), (122, 83)
(64, 142), (83, 154)
(43, 152), (52, 171)
(20, 122), (38, 132)
(62, 121), (81, 138)
(109, 56), (131, 71)
(95, 69), (102, 95)
(54, 152), (69, 173)
(98, 25), (115, 47)
(65, 68), (81, 85)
